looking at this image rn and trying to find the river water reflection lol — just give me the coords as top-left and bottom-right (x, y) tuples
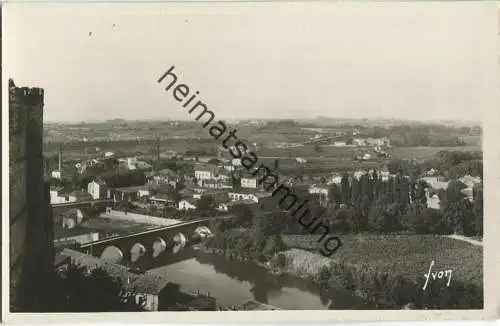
(147, 250), (372, 310)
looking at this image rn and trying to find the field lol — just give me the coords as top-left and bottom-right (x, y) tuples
(282, 234), (483, 287)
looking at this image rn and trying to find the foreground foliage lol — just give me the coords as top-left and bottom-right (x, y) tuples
(49, 264), (144, 312)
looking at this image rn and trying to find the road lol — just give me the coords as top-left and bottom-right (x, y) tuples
(447, 234), (483, 246)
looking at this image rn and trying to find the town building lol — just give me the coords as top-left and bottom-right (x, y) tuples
(51, 170), (62, 179)
(149, 195), (177, 208)
(199, 178), (232, 190)
(421, 176), (449, 190)
(50, 187), (92, 204)
(50, 186), (67, 204)
(241, 176), (259, 189)
(228, 190), (274, 203)
(425, 189), (441, 210)
(113, 185), (151, 202)
(459, 175), (482, 188)
(197, 156), (214, 163)
(329, 175), (342, 185)
(194, 164), (229, 185)
(87, 178), (108, 200)
(178, 198), (199, 210)
(194, 165), (216, 181)
(296, 157), (307, 164)
(308, 184), (329, 196)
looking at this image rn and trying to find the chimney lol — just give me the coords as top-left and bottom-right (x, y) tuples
(58, 146), (63, 171)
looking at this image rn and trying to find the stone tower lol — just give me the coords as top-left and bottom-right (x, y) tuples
(9, 79), (54, 311)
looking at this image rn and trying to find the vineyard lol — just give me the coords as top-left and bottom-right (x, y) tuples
(282, 234), (483, 287)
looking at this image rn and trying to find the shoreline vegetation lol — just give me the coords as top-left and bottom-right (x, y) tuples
(199, 233), (483, 310)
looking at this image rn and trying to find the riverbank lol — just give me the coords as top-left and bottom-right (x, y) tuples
(200, 233), (483, 309)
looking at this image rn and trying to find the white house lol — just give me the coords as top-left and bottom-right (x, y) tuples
(137, 188), (150, 198)
(425, 189), (441, 210)
(195, 165), (228, 185)
(232, 158), (242, 167)
(228, 191), (273, 203)
(241, 177), (259, 189)
(216, 203), (229, 212)
(87, 179), (107, 200)
(459, 175), (482, 188)
(50, 186), (66, 204)
(127, 157), (137, 170)
(353, 171), (367, 181)
(329, 175), (342, 185)
(309, 184), (329, 196)
(149, 195), (176, 208)
(104, 152), (115, 158)
(51, 170), (62, 180)
(296, 157), (307, 164)
(195, 166), (214, 181)
(422, 176), (449, 190)
(50, 188), (92, 205)
(223, 164), (235, 172)
(333, 141), (347, 147)
(200, 179), (232, 190)
(178, 199), (198, 211)
(380, 167), (390, 181)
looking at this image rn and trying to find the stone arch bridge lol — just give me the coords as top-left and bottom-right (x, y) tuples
(80, 216), (231, 265)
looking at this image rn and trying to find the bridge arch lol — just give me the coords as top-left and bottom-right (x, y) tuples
(130, 243), (147, 262)
(152, 237), (167, 258)
(172, 232), (187, 254)
(101, 245), (124, 263)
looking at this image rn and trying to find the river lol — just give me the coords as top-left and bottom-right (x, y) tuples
(145, 249), (372, 310)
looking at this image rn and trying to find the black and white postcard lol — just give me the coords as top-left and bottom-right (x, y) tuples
(2, 1), (499, 323)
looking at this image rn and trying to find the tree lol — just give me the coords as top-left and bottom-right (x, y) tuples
(327, 184), (341, 205)
(404, 207), (443, 234)
(472, 183), (483, 235)
(340, 173), (350, 206)
(232, 203), (254, 227)
(368, 194), (399, 232)
(197, 195), (216, 214)
(333, 208), (352, 232)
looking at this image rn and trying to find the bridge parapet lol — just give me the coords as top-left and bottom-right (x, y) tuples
(80, 217), (223, 264)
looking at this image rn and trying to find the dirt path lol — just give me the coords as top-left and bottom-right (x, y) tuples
(447, 234), (483, 246)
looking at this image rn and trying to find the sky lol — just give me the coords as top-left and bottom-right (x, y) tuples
(3, 2), (498, 123)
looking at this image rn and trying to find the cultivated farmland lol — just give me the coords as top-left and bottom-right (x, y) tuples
(282, 234), (483, 287)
